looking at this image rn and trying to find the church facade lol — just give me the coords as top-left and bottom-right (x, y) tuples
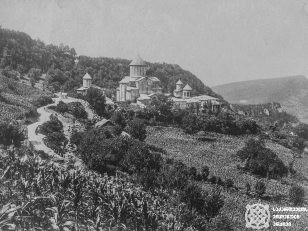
(116, 54), (162, 104)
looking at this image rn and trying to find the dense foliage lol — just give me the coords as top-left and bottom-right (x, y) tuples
(180, 112), (259, 135)
(125, 118), (147, 141)
(289, 185), (306, 206)
(0, 27), (222, 99)
(231, 102), (298, 127)
(0, 121), (25, 146)
(37, 115), (68, 155)
(49, 101), (88, 119)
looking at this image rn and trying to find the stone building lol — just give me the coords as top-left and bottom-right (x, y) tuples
(76, 73), (114, 107)
(171, 80), (221, 111)
(76, 73), (92, 95)
(116, 54), (163, 104)
(173, 80), (193, 99)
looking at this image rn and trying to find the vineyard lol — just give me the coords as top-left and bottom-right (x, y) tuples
(0, 75), (52, 122)
(145, 126), (308, 230)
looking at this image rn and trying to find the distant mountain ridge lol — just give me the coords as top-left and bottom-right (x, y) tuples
(212, 75), (308, 123)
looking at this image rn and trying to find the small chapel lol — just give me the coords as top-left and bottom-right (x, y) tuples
(116, 54), (163, 104)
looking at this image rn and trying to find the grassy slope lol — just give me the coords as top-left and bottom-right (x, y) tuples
(146, 126), (308, 230)
(0, 75), (52, 121)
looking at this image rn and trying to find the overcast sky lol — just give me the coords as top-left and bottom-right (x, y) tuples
(1, 0), (308, 86)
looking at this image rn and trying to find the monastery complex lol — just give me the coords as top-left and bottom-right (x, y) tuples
(77, 54), (221, 110)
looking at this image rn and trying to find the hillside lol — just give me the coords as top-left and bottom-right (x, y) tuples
(0, 27), (221, 99)
(0, 74), (52, 122)
(212, 75), (308, 123)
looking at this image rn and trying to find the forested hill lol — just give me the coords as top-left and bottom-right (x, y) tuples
(212, 75), (308, 123)
(0, 26), (221, 99)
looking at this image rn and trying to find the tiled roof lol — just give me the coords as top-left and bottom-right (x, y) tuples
(77, 87), (87, 91)
(126, 86), (138, 91)
(183, 84), (192, 91)
(105, 96), (114, 105)
(171, 97), (187, 102)
(129, 54), (147, 66)
(192, 95), (219, 101)
(137, 94), (151, 100)
(95, 119), (114, 128)
(119, 76), (133, 83)
(149, 77), (160, 82)
(83, 73), (92, 80)
(135, 77), (146, 82)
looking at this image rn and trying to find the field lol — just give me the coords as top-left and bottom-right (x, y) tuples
(146, 126), (308, 230)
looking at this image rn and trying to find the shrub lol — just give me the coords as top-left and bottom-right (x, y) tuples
(139, 170), (160, 191)
(179, 183), (204, 212)
(32, 96), (53, 107)
(160, 160), (189, 190)
(70, 129), (84, 147)
(110, 110), (127, 129)
(255, 180), (266, 197)
(121, 139), (162, 173)
(203, 187), (224, 220)
(196, 173), (203, 181)
(209, 176), (218, 184)
(217, 177), (223, 186)
(181, 113), (200, 134)
(44, 131), (68, 155)
(294, 123), (308, 139)
(237, 138), (288, 179)
(84, 87), (106, 116)
(201, 165), (209, 181)
(245, 183), (251, 195)
(225, 179), (234, 188)
(38, 115), (63, 135)
(289, 185), (305, 206)
(125, 118), (147, 141)
(189, 167), (197, 180)
(56, 101), (69, 113)
(0, 121), (25, 146)
(70, 104), (87, 119)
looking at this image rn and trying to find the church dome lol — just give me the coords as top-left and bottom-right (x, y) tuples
(183, 84), (192, 91)
(83, 73), (92, 80)
(130, 53), (147, 66)
(176, 80), (183, 85)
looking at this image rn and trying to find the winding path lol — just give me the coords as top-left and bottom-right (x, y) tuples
(27, 93), (97, 155)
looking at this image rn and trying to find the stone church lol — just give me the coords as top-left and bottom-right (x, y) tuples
(116, 54), (163, 104)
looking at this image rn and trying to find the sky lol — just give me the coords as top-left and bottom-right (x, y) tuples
(1, 0), (308, 86)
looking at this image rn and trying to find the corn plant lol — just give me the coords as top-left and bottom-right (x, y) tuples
(0, 203), (20, 230)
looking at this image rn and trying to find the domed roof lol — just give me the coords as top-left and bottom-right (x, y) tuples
(130, 53), (147, 66)
(183, 84), (192, 91)
(176, 80), (183, 85)
(83, 73), (92, 80)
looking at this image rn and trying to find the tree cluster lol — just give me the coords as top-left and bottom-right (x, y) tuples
(237, 138), (288, 179)
(37, 114), (68, 155)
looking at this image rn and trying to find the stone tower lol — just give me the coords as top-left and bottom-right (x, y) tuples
(129, 53), (147, 77)
(83, 73), (92, 88)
